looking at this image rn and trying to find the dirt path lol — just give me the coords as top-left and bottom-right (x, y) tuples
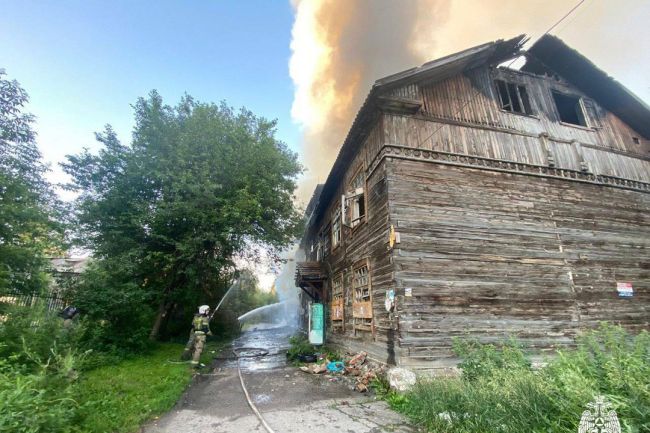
(144, 325), (416, 433)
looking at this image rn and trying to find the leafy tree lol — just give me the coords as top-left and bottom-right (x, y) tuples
(0, 69), (62, 295)
(63, 91), (302, 342)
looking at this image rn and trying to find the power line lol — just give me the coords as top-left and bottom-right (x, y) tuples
(414, 0), (587, 149)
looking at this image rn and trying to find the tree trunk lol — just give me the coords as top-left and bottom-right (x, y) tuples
(149, 299), (172, 341)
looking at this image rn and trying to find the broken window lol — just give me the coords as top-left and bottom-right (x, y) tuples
(316, 241), (323, 262)
(352, 261), (372, 334)
(320, 224), (331, 258)
(343, 169), (366, 229)
(330, 273), (344, 332)
(331, 208), (341, 249)
(495, 79), (533, 115)
(552, 91), (588, 127)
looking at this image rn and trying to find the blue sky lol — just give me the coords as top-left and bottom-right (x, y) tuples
(1, 1), (300, 189)
(2, 0), (649, 198)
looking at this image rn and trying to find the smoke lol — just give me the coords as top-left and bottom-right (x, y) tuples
(289, 0), (650, 202)
(289, 0), (450, 200)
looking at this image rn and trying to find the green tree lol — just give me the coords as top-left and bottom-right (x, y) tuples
(0, 69), (62, 295)
(63, 92), (302, 342)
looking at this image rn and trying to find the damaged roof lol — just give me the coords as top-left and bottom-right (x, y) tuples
(523, 34), (650, 139)
(308, 34), (650, 226)
(310, 34), (527, 226)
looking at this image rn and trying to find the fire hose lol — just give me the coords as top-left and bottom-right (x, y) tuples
(234, 347), (277, 433)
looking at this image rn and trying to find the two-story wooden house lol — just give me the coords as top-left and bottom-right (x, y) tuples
(295, 35), (650, 370)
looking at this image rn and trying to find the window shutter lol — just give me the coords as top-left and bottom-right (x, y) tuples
(582, 98), (602, 128)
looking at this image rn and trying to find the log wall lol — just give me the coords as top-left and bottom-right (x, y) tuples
(388, 160), (650, 369)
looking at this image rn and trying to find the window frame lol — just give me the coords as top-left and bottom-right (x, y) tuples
(494, 79), (534, 116)
(331, 207), (342, 251)
(551, 90), (591, 129)
(329, 272), (345, 331)
(351, 259), (373, 335)
(346, 167), (367, 230)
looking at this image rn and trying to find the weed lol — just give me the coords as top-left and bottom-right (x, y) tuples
(387, 323), (649, 433)
(286, 334), (316, 361)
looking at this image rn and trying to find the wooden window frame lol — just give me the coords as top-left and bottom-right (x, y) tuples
(329, 273), (344, 332)
(551, 90), (591, 129)
(321, 224), (331, 258)
(351, 259), (373, 335)
(495, 79), (534, 116)
(344, 166), (367, 231)
(331, 207), (341, 251)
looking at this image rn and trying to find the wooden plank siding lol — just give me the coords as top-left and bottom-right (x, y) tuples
(303, 118), (401, 363)
(418, 67), (649, 157)
(302, 63), (650, 369)
(388, 160), (649, 369)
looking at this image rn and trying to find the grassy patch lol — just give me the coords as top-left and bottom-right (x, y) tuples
(387, 324), (650, 433)
(74, 343), (193, 433)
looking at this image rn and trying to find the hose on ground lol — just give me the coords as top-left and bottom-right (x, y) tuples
(235, 349), (277, 433)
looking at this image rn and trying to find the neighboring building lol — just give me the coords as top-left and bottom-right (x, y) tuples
(295, 35), (650, 370)
(50, 257), (89, 276)
(0, 257), (88, 312)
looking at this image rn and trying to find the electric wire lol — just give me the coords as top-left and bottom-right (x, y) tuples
(413, 0), (587, 149)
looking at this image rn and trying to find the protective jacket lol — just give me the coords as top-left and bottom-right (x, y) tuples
(192, 314), (211, 335)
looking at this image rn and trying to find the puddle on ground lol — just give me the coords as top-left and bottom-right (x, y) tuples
(218, 324), (298, 371)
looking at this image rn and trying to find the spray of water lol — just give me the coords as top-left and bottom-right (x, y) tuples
(209, 278), (240, 322)
(238, 245), (303, 327)
(237, 301), (288, 322)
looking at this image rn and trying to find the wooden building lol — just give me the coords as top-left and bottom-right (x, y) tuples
(295, 35), (650, 370)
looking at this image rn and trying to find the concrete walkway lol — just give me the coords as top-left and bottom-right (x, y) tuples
(144, 326), (417, 433)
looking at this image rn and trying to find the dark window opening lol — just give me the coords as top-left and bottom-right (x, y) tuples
(552, 92), (588, 127)
(632, 137), (640, 145)
(495, 79), (533, 115)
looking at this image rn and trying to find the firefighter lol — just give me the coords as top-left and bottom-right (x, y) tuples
(181, 305), (212, 367)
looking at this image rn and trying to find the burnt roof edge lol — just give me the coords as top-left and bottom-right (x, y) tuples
(523, 34), (650, 139)
(308, 34), (527, 226)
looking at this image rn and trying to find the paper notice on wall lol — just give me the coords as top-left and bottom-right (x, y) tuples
(617, 282), (633, 298)
(404, 287), (412, 297)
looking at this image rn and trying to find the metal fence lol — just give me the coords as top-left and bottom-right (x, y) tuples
(0, 291), (67, 312)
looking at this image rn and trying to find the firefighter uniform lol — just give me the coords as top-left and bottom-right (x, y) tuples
(182, 305), (212, 366)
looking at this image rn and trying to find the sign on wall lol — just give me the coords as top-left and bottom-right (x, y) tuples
(616, 282), (633, 298)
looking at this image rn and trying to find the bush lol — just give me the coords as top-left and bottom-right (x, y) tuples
(0, 361), (78, 433)
(0, 335), (85, 433)
(0, 305), (84, 370)
(70, 258), (156, 355)
(0, 306), (89, 433)
(286, 335), (315, 361)
(390, 324), (650, 433)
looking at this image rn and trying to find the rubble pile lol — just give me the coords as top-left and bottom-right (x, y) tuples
(298, 351), (388, 393)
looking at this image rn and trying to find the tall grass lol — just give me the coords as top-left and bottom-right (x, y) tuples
(390, 323), (649, 433)
(0, 306), (196, 433)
